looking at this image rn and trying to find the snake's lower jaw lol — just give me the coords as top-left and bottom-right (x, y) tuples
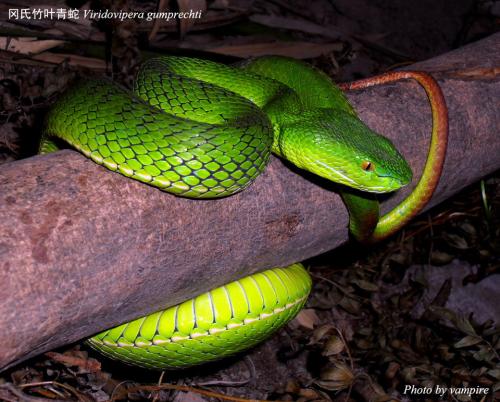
(305, 159), (406, 194)
(373, 176), (411, 193)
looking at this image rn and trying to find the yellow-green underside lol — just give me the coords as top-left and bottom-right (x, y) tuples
(87, 264), (311, 369)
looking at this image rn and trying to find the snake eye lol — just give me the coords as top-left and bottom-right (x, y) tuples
(361, 161), (375, 171)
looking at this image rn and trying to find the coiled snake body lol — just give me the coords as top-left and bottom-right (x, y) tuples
(41, 56), (447, 369)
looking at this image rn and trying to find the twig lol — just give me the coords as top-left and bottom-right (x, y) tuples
(149, 0), (169, 41)
(117, 384), (281, 402)
(0, 382), (67, 402)
(151, 371), (166, 402)
(334, 328), (355, 402)
(196, 356), (256, 387)
(109, 380), (134, 401)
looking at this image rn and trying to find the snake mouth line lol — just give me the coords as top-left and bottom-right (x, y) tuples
(314, 160), (399, 193)
(314, 161), (356, 186)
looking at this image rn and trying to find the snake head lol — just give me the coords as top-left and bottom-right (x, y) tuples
(281, 110), (413, 193)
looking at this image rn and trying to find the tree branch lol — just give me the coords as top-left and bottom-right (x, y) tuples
(1, 33), (499, 370)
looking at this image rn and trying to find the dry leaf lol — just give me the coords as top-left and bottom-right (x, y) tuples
(0, 37), (64, 55)
(453, 335), (482, 349)
(249, 14), (343, 40)
(45, 351), (101, 373)
(452, 67), (500, 79)
(322, 335), (345, 356)
(430, 250), (455, 265)
(177, 0), (207, 37)
(31, 52), (106, 70)
(149, 0), (170, 41)
(352, 278), (379, 292)
(207, 41), (343, 59)
(384, 362), (400, 380)
(293, 308), (319, 329)
(317, 362), (354, 391)
(309, 324), (336, 344)
(442, 233), (469, 249)
(487, 369), (500, 380)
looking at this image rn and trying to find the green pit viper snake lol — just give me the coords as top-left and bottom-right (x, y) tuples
(40, 56), (448, 369)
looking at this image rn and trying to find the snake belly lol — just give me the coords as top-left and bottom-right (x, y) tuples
(42, 56), (421, 369)
(86, 264), (311, 369)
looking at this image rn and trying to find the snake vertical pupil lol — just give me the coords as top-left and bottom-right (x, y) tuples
(362, 161), (374, 171)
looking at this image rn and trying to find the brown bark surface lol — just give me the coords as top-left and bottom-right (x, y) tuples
(1, 34), (499, 370)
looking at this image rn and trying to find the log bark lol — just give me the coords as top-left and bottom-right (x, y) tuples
(1, 34), (499, 371)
